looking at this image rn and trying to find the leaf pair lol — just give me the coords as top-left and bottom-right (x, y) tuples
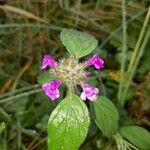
(48, 95), (119, 150)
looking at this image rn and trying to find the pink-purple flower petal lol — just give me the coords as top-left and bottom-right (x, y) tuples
(42, 80), (61, 100)
(85, 54), (104, 69)
(41, 54), (57, 70)
(80, 82), (99, 101)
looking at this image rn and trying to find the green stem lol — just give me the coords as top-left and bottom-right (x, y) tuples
(127, 7), (150, 74)
(0, 84), (39, 99)
(114, 132), (139, 150)
(118, 0), (127, 103)
(67, 82), (75, 95)
(0, 23), (63, 30)
(0, 88), (41, 104)
(122, 26), (150, 102)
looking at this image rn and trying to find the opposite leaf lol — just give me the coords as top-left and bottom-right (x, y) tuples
(37, 72), (56, 84)
(60, 29), (98, 58)
(92, 96), (119, 137)
(47, 93), (90, 150)
(119, 126), (150, 150)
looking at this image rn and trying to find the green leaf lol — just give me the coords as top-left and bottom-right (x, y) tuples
(60, 29), (98, 58)
(47, 93), (90, 150)
(92, 96), (119, 137)
(119, 126), (150, 150)
(37, 72), (56, 84)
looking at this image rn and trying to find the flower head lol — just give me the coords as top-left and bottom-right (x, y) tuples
(42, 80), (61, 100)
(40, 53), (104, 101)
(41, 54), (57, 70)
(50, 55), (86, 84)
(80, 82), (99, 101)
(85, 53), (104, 69)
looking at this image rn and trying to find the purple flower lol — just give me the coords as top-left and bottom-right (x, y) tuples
(42, 80), (61, 100)
(40, 53), (104, 101)
(80, 82), (99, 101)
(85, 54), (104, 69)
(41, 54), (57, 70)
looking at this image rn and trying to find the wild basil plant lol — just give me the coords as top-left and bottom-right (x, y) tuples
(38, 29), (150, 150)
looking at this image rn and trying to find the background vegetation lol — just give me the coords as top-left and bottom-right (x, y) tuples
(0, 0), (150, 149)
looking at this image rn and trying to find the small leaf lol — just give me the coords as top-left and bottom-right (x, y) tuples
(92, 96), (119, 137)
(47, 93), (90, 150)
(60, 29), (98, 58)
(37, 72), (56, 84)
(119, 126), (150, 150)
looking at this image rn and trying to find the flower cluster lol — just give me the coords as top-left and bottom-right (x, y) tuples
(41, 54), (104, 101)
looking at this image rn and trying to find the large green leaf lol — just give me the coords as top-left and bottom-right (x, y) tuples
(60, 29), (98, 58)
(92, 96), (119, 137)
(37, 72), (56, 84)
(47, 93), (90, 150)
(119, 126), (150, 150)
